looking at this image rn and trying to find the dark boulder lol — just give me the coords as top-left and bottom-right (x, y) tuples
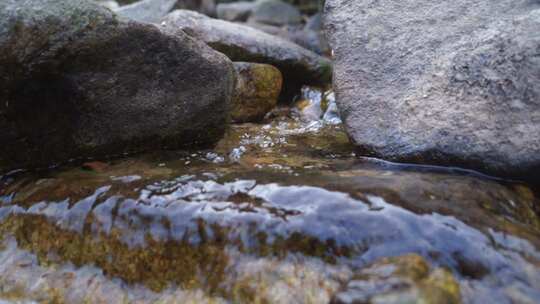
(0, 0), (235, 172)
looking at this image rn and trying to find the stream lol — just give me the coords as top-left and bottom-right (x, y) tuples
(0, 89), (539, 303)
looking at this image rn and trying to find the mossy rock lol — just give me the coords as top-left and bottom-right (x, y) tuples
(231, 62), (283, 123)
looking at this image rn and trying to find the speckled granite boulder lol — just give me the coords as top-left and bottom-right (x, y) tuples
(325, 0), (540, 181)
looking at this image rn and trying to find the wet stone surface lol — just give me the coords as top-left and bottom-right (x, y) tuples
(0, 88), (539, 303)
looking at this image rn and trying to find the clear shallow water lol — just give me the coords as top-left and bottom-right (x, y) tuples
(0, 91), (539, 303)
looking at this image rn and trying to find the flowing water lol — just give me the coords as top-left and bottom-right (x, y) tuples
(0, 88), (539, 303)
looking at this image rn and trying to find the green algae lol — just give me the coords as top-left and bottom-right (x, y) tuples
(0, 211), (353, 299)
(0, 214), (229, 295)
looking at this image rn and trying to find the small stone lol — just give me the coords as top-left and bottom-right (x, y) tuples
(231, 62), (283, 123)
(216, 1), (256, 22)
(249, 0), (302, 26)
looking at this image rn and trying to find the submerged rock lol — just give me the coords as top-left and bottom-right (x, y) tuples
(160, 10), (332, 101)
(232, 62), (283, 123)
(0, 235), (346, 303)
(325, 0), (540, 181)
(0, 110), (539, 303)
(333, 255), (461, 304)
(1, 172), (539, 302)
(0, 0), (235, 172)
(249, 0), (302, 26)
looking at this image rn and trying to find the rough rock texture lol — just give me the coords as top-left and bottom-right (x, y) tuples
(231, 62), (282, 123)
(161, 10), (332, 101)
(325, 0), (540, 181)
(0, 0), (235, 172)
(249, 0), (302, 26)
(216, 1), (255, 21)
(115, 0), (177, 23)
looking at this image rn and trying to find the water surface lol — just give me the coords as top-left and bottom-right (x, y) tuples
(0, 89), (539, 303)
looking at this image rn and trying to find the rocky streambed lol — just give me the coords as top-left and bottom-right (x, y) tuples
(0, 89), (539, 303)
(1, 0), (540, 303)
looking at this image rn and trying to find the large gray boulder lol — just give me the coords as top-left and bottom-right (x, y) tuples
(325, 0), (540, 181)
(0, 0), (235, 172)
(161, 10), (331, 101)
